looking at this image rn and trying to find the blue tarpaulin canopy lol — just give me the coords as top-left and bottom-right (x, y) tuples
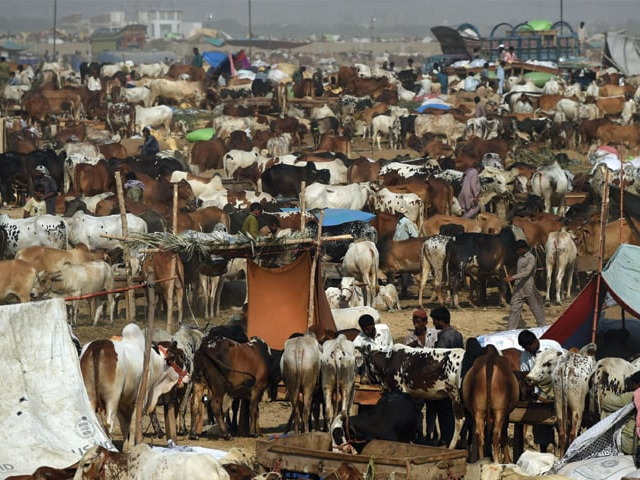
(202, 51), (228, 68)
(282, 208), (375, 227)
(1, 40), (29, 52)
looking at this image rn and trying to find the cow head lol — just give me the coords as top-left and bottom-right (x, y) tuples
(31, 270), (64, 299)
(524, 349), (564, 387)
(329, 413), (357, 454)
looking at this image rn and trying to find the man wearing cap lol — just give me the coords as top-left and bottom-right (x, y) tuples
(505, 240), (546, 329)
(404, 309), (438, 348)
(352, 314), (393, 353)
(34, 165), (57, 214)
(498, 44), (508, 63)
(394, 208), (420, 299)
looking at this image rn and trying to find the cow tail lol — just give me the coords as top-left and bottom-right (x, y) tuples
(91, 345), (105, 413)
(485, 355), (494, 428)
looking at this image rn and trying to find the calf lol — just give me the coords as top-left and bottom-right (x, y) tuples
(341, 241), (379, 306)
(339, 277), (365, 308)
(32, 261), (115, 326)
(330, 392), (421, 454)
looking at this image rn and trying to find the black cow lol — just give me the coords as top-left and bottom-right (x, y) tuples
(512, 117), (553, 143)
(307, 220), (377, 263)
(398, 114), (417, 147)
(0, 149), (64, 205)
(108, 156), (188, 179)
(506, 194), (545, 220)
(445, 226), (519, 308)
(261, 164), (330, 198)
(330, 392), (421, 453)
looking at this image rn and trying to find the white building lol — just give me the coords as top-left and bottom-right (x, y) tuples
(140, 9), (183, 39)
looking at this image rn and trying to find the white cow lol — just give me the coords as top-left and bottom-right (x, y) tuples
(223, 147), (265, 179)
(305, 183), (373, 210)
(545, 228), (577, 305)
(0, 214), (68, 258)
(66, 211), (148, 250)
(2, 84), (30, 103)
(119, 86), (153, 107)
(331, 306), (380, 330)
(418, 234), (452, 307)
(280, 334), (322, 433)
(530, 160), (568, 214)
(371, 284), (401, 312)
(325, 286), (341, 309)
(32, 260), (116, 326)
(134, 105), (172, 133)
(372, 188), (424, 226)
(339, 276), (365, 308)
(371, 114), (400, 150)
(137, 62), (170, 78)
(321, 334), (357, 426)
(74, 443), (230, 480)
(342, 241), (379, 306)
(79, 323), (189, 451)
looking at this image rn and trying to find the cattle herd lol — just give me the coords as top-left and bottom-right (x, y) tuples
(3, 53), (640, 479)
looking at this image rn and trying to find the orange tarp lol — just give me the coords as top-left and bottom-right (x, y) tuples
(247, 252), (335, 349)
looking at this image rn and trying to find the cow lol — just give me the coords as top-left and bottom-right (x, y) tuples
(364, 345), (465, 449)
(223, 147), (265, 179)
(370, 114), (401, 150)
(31, 260), (116, 326)
(573, 217), (640, 260)
(418, 234), (453, 306)
(462, 344), (519, 463)
(261, 164), (331, 198)
(525, 346), (596, 455)
(530, 161), (568, 214)
(281, 334), (322, 434)
(305, 183), (373, 211)
(372, 188), (423, 226)
(371, 283), (402, 312)
(0, 259), (38, 304)
(596, 123), (640, 151)
(192, 336), (271, 439)
(341, 241), (379, 306)
(338, 276), (366, 308)
(331, 306), (381, 331)
(445, 227), (519, 308)
(72, 443), (232, 480)
(148, 79), (206, 106)
(320, 334), (357, 428)
(142, 252), (185, 326)
(420, 213), (506, 237)
(511, 212), (564, 248)
(0, 214), (68, 259)
(106, 102), (135, 137)
(65, 211), (148, 251)
(79, 323), (189, 450)
(414, 113), (465, 144)
(545, 228), (577, 305)
(330, 392), (421, 454)
(190, 138), (227, 173)
(16, 244), (107, 273)
(134, 105), (172, 133)
(586, 357), (640, 426)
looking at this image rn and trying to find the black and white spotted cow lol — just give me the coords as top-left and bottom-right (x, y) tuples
(364, 344), (465, 449)
(525, 345), (597, 455)
(0, 214), (68, 259)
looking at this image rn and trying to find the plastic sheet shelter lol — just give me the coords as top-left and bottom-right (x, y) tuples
(542, 244), (640, 349)
(604, 32), (640, 76)
(247, 252), (336, 349)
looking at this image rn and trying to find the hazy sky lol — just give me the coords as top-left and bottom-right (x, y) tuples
(2, 0), (638, 37)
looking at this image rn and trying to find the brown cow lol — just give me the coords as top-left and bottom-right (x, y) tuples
(457, 136), (509, 163)
(166, 63), (205, 81)
(53, 123), (86, 147)
(270, 117), (306, 145)
(16, 244), (107, 274)
(190, 138), (227, 172)
(136, 174), (199, 212)
(227, 130), (253, 151)
(0, 259), (38, 304)
(98, 143), (128, 160)
(462, 344), (519, 463)
(580, 117), (613, 145)
(596, 96), (626, 116)
(596, 123), (640, 151)
(347, 156), (380, 183)
(537, 94), (567, 112)
(421, 213), (506, 237)
(316, 134), (351, 156)
(511, 213), (563, 248)
(191, 337), (271, 439)
(75, 160), (115, 196)
(142, 252), (185, 325)
(5, 466), (76, 480)
(22, 93), (51, 125)
(378, 237), (424, 284)
(574, 217), (640, 260)
(346, 77), (389, 98)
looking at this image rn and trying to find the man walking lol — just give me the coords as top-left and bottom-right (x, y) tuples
(458, 162), (482, 219)
(506, 240), (546, 329)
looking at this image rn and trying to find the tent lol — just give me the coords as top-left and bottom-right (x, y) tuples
(0, 299), (113, 479)
(542, 243), (640, 350)
(204, 50), (250, 77)
(604, 32), (640, 76)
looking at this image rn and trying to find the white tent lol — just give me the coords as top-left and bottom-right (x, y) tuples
(0, 299), (113, 479)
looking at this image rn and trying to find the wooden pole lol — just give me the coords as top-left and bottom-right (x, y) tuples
(300, 181), (306, 231)
(115, 172), (134, 323)
(620, 145), (626, 244)
(166, 184), (178, 333)
(307, 210), (324, 328)
(591, 168), (610, 343)
(135, 268), (156, 446)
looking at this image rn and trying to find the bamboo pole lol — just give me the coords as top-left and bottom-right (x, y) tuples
(300, 181), (306, 231)
(307, 210), (324, 328)
(166, 184), (178, 333)
(620, 145), (626, 244)
(63, 276), (177, 301)
(115, 172), (134, 323)
(135, 268), (156, 446)
(591, 168), (610, 344)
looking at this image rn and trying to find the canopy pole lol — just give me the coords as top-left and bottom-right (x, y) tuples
(299, 181), (306, 231)
(591, 168), (610, 343)
(620, 145), (626, 244)
(115, 172), (134, 324)
(307, 211), (324, 329)
(135, 268), (156, 446)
